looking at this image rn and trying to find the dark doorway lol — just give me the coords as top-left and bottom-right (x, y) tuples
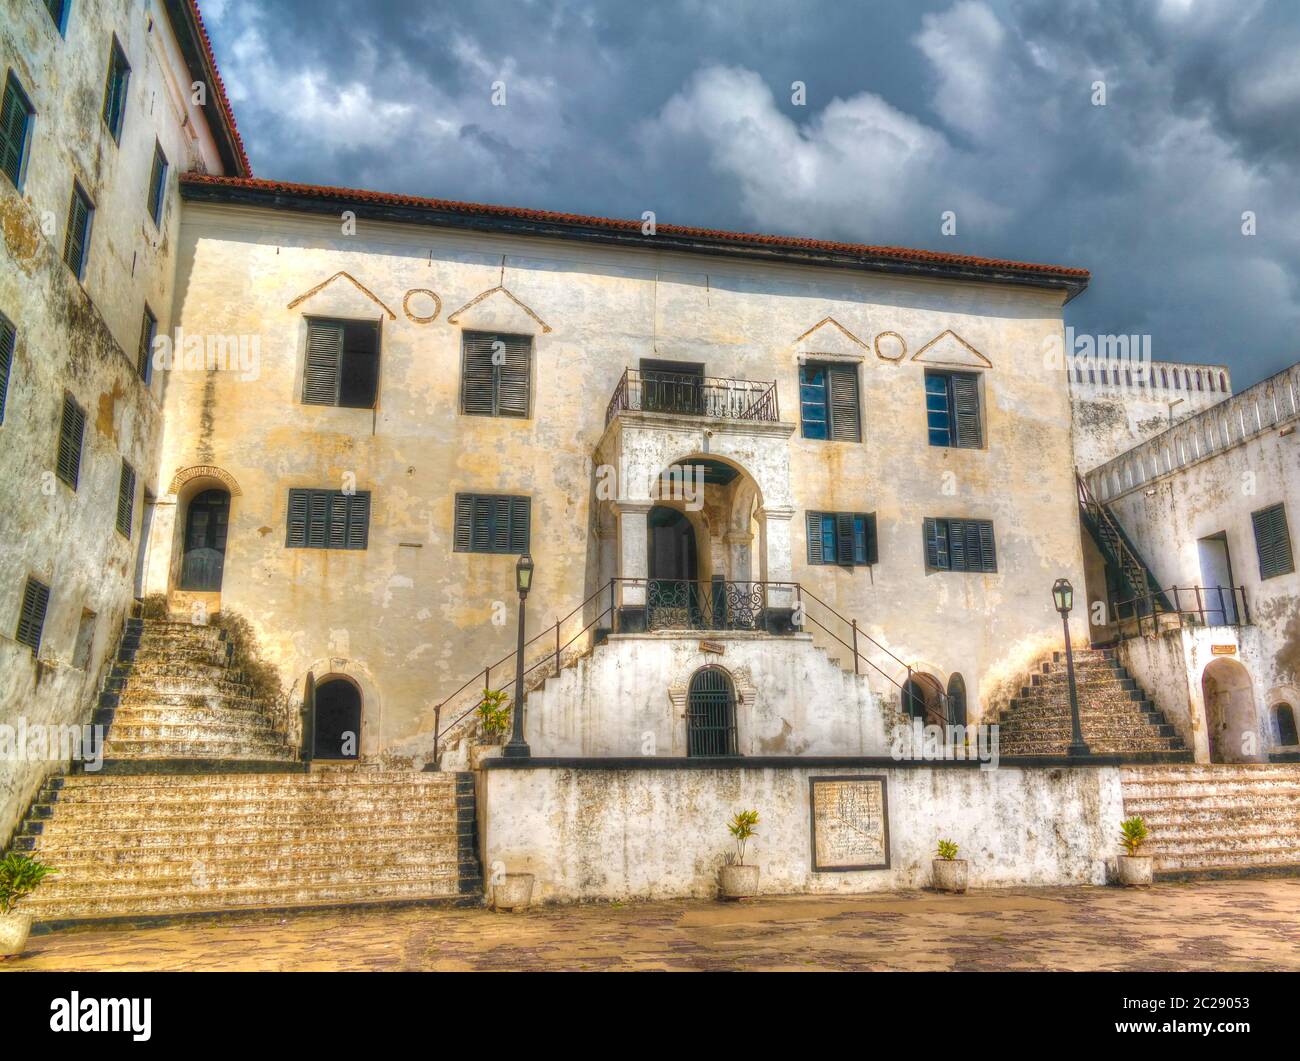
(648, 506), (699, 628)
(903, 675), (948, 728)
(946, 673), (968, 727)
(687, 667), (738, 756)
(313, 678), (361, 760)
(640, 358), (704, 415)
(1274, 703), (1298, 747)
(179, 489), (230, 591)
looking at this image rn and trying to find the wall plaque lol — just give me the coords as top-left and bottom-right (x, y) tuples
(699, 640), (725, 655)
(809, 775), (890, 871)
(1211, 644), (1237, 655)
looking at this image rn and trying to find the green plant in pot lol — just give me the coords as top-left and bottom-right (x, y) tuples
(718, 809), (760, 901)
(476, 689), (512, 744)
(0, 853), (55, 958)
(1117, 816), (1152, 886)
(933, 838), (968, 893)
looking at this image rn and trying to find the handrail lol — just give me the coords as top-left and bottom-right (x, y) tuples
(1107, 584), (1249, 641)
(605, 367), (781, 426)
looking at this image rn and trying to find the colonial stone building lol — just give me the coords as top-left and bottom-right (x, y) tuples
(2, 1), (1296, 922)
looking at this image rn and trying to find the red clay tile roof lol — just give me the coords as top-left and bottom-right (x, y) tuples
(179, 173), (1090, 286)
(183, 0), (251, 176)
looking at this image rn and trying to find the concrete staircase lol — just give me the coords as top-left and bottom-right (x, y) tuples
(1121, 764), (1300, 878)
(96, 617), (296, 764)
(997, 648), (1189, 758)
(13, 771), (480, 925)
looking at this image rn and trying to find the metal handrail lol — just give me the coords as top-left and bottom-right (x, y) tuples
(605, 368), (780, 426)
(1108, 584), (1250, 641)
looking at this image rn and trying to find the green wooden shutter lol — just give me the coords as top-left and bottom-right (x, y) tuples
(461, 333), (497, 415)
(347, 492), (370, 549)
(328, 493), (350, 549)
(453, 495), (474, 551)
(15, 577), (51, 654)
(471, 496), (493, 551)
(307, 492), (329, 548)
(116, 460), (136, 538)
(286, 489), (309, 547)
(827, 364), (861, 442)
(806, 511), (823, 564)
(835, 512), (855, 566)
(976, 520), (997, 572)
(0, 313), (14, 424)
(147, 143), (167, 223)
(63, 187), (91, 277)
(56, 394), (85, 488)
(861, 513), (879, 565)
(137, 308), (155, 381)
(103, 42), (130, 139)
(951, 373), (983, 448)
(1252, 504), (1295, 579)
(497, 335), (532, 418)
(303, 321), (343, 405)
(948, 519), (969, 571)
(508, 497), (530, 552)
(924, 518), (948, 570)
(1, 77), (31, 187)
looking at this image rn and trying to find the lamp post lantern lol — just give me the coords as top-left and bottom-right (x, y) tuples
(1052, 577), (1090, 758)
(503, 553), (535, 759)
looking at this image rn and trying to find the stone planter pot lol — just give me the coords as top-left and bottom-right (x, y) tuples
(492, 873), (535, 912)
(0, 911), (33, 959)
(933, 859), (968, 893)
(1117, 855), (1153, 886)
(718, 864), (760, 900)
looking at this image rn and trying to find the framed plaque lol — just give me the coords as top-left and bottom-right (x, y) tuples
(809, 774), (890, 871)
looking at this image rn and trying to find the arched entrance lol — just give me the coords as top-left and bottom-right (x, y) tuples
(648, 505), (699, 628)
(687, 667), (738, 756)
(946, 673), (968, 726)
(903, 674), (948, 728)
(1273, 703), (1298, 748)
(1202, 659), (1258, 763)
(179, 488), (230, 591)
(312, 677), (362, 760)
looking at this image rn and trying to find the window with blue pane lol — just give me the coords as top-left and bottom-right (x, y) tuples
(807, 510), (877, 567)
(924, 370), (983, 448)
(800, 365), (828, 439)
(925, 373), (952, 446)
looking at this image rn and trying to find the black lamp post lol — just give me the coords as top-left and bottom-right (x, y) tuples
(503, 553), (534, 759)
(1052, 577), (1090, 758)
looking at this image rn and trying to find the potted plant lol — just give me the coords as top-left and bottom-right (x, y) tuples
(0, 853), (55, 958)
(492, 871), (535, 913)
(932, 839), (968, 893)
(718, 810), (760, 900)
(476, 688), (511, 745)
(1117, 816), (1152, 886)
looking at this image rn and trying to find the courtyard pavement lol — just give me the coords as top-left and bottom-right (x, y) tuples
(4, 879), (1298, 972)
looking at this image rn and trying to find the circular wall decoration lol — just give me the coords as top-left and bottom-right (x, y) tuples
(403, 288), (442, 324)
(874, 331), (907, 362)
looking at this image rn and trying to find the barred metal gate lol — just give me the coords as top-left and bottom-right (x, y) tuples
(687, 668), (738, 756)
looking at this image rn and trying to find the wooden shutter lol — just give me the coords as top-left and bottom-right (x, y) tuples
(56, 394), (85, 488)
(948, 519), (968, 571)
(924, 518), (949, 570)
(827, 364), (861, 442)
(1252, 504), (1295, 579)
(508, 497), (530, 552)
(496, 335), (532, 418)
(835, 512), (855, 566)
(15, 577), (50, 654)
(148, 143), (166, 222)
(137, 308), (155, 381)
(976, 520), (996, 572)
(1, 77), (30, 187)
(306, 492), (329, 548)
(63, 187), (90, 277)
(860, 513), (879, 565)
(453, 495), (474, 551)
(461, 333), (498, 415)
(346, 492), (370, 549)
(806, 511), (824, 564)
(303, 321), (343, 405)
(328, 493), (350, 549)
(116, 460), (135, 538)
(951, 373), (983, 448)
(0, 313), (14, 423)
(286, 489), (309, 547)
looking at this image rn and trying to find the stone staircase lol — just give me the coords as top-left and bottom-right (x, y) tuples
(96, 617), (296, 764)
(13, 771), (480, 924)
(1121, 764), (1300, 878)
(996, 648), (1190, 758)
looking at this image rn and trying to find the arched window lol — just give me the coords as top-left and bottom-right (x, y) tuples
(1274, 703), (1299, 747)
(312, 676), (362, 760)
(1219, 372), (1227, 392)
(1161, 368), (1169, 388)
(687, 668), (737, 756)
(946, 674), (968, 727)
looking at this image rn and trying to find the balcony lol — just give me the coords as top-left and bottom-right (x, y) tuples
(605, 368), (779, 426)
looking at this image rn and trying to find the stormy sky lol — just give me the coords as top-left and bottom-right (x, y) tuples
(201, 0), (1300, 389)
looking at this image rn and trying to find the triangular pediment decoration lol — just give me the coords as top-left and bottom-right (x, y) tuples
(447, 286), (553, 334)
(910, 329), (992, 368)
(286, 271), (396, 320)
(791, 316), (868, 358)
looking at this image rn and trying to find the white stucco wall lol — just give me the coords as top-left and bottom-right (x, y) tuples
(480, 762), (1126, 902)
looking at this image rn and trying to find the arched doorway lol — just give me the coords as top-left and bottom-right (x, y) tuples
(687, 667), (738, 756)
(1273, 703), (1298, 747)
(313, 677), (362, 760)
(179, 488), (230, 591)
(946, 673), (968, 727)
(648, 505), (699, 628)
(902, 674), (948, 728)
(1202, 659), (1258, 763)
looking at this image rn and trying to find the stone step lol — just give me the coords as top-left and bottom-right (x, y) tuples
(30, 798), (457, 831)
(1001, 737), (1184, 755)
(117, 683), (262, 705)
(26, 817), (463, 852)
(1121, 780), (1300, 801)
(103, 709), (283, 738)
(126, 643), (232, 667)
(1120, 800), (1299, 824)
(1141, 822), (1300, 847)
(100, 737), (297, 760)
(1152, 849), (1300, 871)
(46, 774), (461, 801)
(25, 875), (465, 923)
(100, 718), (286, 744)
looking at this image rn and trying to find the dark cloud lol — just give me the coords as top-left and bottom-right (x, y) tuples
(203, 0), (1299, 386)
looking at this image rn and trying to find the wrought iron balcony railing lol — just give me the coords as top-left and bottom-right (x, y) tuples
(605, 368), (779, 426)
(1107, 584), (1250, 642)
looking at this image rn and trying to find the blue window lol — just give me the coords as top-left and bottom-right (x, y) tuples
(102, 37), (130, 142)
(799, 362), (860, 441)
(925, 370), (983, 448)
(0, 73), (35, 189)
(924, 517), (996, 573)
(799, 365), (828, 439)
(807, 511), (877, 566)
(147, 141), (168, 225)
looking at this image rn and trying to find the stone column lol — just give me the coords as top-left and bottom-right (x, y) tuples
(613, 500), (653, 632)
(757, 505), (796, 632)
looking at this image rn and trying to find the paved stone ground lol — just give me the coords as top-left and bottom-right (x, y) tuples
(4, 880), (1299, 972)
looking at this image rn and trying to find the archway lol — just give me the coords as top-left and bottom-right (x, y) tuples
(946, 673), (968, 727)
(312, 677), (362, 760)
(1201, 659), (1258, 763)
(903, 673), (947, 728)
(1273, 703), (1298, 748)
(648, 505), (699, 628)
(179, 488), (230, 591)
(687, 667), (738, 756)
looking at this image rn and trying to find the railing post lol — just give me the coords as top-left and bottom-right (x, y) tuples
(433, 705), (441, 768)
(1240, 585), (1251, 626)
(555, 617), (561, 676)
(851, 619), (860, 676)
(1194, 585), (1203, 625)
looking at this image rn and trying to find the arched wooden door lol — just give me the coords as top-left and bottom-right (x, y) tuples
(179, 489), (230, 591)
(313, 678), (361, 760)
